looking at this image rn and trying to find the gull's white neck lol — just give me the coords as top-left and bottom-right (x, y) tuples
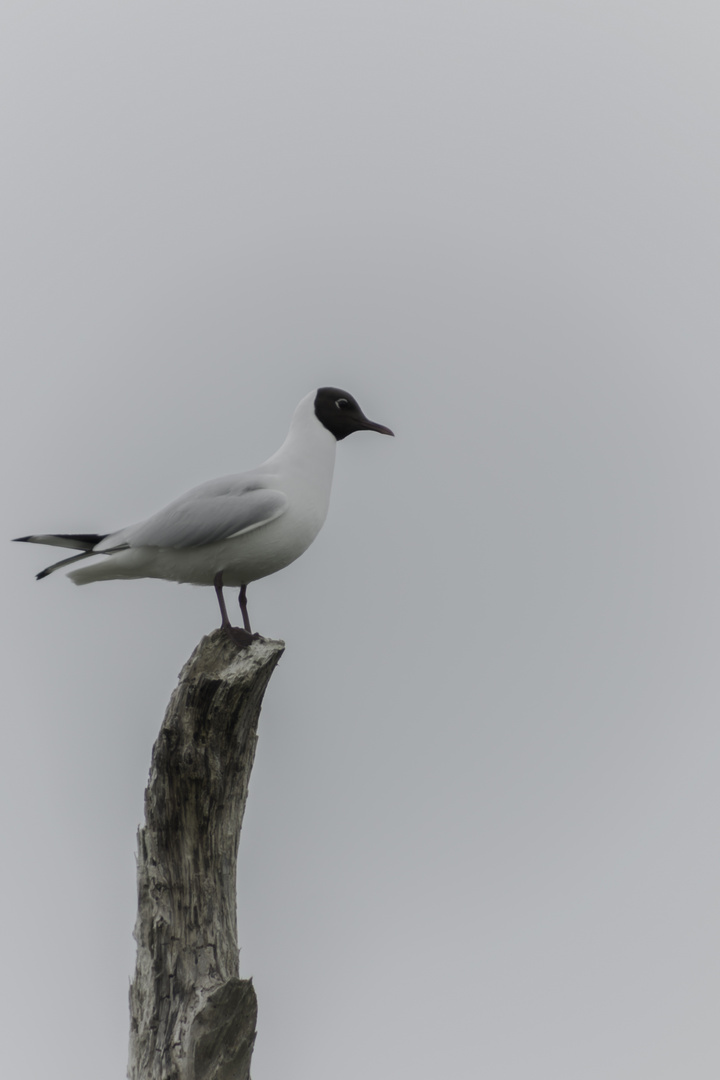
(264, 391), (337, 501)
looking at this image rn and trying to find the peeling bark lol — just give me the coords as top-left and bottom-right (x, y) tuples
(128, 630), (284, 1080)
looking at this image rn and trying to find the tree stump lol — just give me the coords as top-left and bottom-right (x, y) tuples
(128, 630), (285, 1080)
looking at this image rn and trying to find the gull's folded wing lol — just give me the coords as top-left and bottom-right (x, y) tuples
(115, 487), (288, 550)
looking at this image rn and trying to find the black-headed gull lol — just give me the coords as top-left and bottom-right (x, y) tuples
(16, 387), (394, 644)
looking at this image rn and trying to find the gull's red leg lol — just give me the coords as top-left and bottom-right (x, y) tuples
(238, 583), (252, 633)
(214, 571), (255, 648)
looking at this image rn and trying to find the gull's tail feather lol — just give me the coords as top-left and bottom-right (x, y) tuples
(13, 533), (109, 580)
(36, 550), (100, 580)
(14, 532), (107, 551)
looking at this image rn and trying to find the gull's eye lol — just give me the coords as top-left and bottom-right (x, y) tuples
(335, 398), (349, 409)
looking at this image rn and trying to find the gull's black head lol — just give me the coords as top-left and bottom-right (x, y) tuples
(313, 387), (394, 441)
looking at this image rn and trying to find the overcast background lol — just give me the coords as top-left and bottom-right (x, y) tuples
(2, 2), (720, 1078)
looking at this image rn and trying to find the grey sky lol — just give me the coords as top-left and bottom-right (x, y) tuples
(3, 2), (720, 1077)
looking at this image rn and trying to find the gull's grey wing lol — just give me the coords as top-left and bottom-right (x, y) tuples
(117, 484), (288, 550)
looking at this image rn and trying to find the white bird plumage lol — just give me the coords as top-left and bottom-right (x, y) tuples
(16, 387), (394, 644)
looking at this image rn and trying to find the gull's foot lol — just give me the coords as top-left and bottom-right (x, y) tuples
(222, 624), (260, 649)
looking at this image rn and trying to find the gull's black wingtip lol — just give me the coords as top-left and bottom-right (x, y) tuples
(13, 536), (31, 543)
(36, 568), (51, 581)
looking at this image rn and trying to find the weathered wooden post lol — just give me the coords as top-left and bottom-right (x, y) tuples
(128, 630), (284, 1080)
